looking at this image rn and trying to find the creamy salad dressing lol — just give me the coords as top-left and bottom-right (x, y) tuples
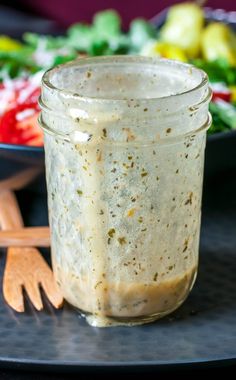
(78, 142), (108, 314)
(41, 57), (211, 327)
(55, 266), (197, 327)
(44, 123), (205, 326)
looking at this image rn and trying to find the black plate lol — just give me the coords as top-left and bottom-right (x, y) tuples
(0, 167), (236, 372)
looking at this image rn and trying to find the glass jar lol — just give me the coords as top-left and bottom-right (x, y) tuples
(39, 56), (211, 327)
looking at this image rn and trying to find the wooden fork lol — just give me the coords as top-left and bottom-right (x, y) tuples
(0, 190), (63, 312)
(0, 226), (50, 247)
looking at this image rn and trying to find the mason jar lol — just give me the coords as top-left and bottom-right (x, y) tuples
(39, 56), (211, 327)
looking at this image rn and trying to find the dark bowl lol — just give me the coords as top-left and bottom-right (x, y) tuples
(0, 142), (46, 192)
(150, 6), (236, 181)
(150, 6), (236, 29)
(205, 131), (236, 179)
(0, 7), (236, 192)
(1, 129), (236, 193)
(0, 7), (57, 192)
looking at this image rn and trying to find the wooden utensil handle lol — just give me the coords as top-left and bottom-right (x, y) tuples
(0, 227), (50, 247)
(0, 190), (24, 230)
(0, 168), (42, 193)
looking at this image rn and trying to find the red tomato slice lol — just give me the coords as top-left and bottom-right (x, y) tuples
(212, 91), (231, 103)
(16, 112), (43, 146)
(0, 82), (43, 146)
(0, 102), (43, 146)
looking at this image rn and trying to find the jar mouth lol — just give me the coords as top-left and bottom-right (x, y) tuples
(42, 56), (208, 103)
(40, 56), (211, 143)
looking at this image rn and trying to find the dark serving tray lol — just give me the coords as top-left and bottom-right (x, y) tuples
(0, 168), (236, 373)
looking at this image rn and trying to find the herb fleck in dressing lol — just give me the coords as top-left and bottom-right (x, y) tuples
(41, 57), (211, 327)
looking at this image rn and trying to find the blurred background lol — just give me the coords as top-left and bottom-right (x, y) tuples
(0, 0), (235, 174)
(0, 0), (235, 28)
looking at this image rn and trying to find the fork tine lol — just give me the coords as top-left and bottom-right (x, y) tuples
(40, 275), (64, 309)
(23, 281), (43, 311)
(28, 248), (63, 309)
(3, 275), (24, 313)
(25, 247), (63, 309)
(3, 247), (63, 312)
(4, 247), (43, 311)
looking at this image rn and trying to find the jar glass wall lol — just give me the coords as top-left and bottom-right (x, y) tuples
(39, 56), (211, 327)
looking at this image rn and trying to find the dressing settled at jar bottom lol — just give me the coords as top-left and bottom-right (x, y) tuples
(40, 56), (211, 327)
